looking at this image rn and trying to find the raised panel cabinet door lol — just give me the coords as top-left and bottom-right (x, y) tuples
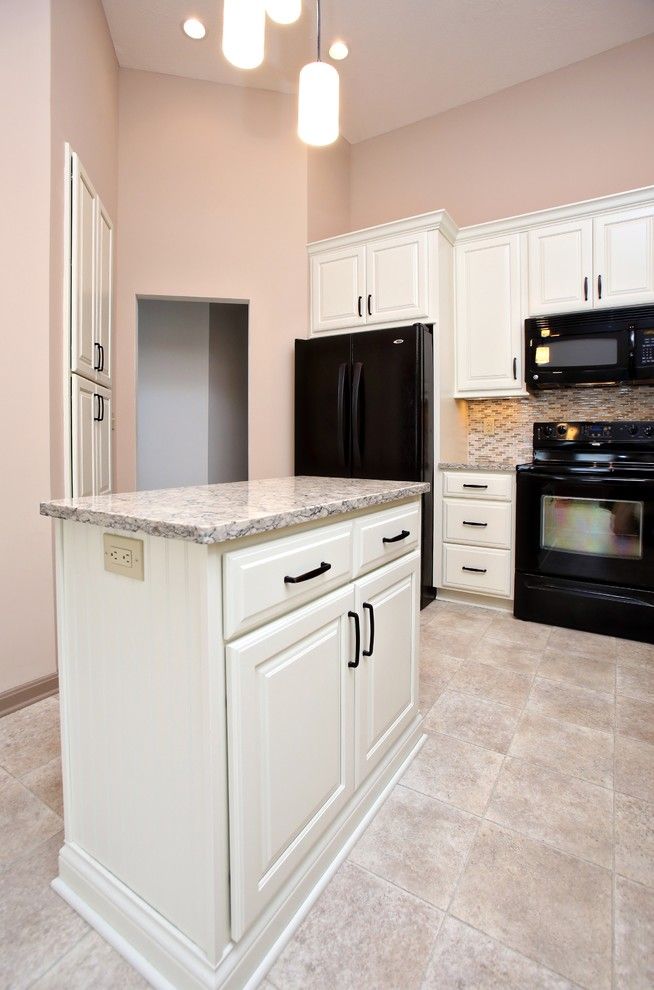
(528, 219), (593, 315)
(354, 551), (420, 787)
(95, 203), (113, 388)
(71, 156), (98, 381)
(71, 374), (96, 498)
(593, 207), (654, 308)
(310, 245), (366, 332)
(365, 231), (429, 325)
(455, 233), (522, 394)
(94, 384), (112, 496)
(226, 585), (356, 939)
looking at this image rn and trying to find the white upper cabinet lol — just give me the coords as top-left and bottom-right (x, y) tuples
(365, 231), (429, 325)
(310, 244), (366, 333)
(593, 206), (654, 308)
(528, 218), (593, 315)
(455, 232), (523, 396)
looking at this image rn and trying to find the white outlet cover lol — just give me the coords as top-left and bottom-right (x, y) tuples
(103, 533), (144, 581)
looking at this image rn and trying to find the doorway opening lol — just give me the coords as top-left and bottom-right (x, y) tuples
(137, 298), (248, 491)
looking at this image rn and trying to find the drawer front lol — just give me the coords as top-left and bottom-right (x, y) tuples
(443, 544), (512, 598)
(223, 522), (353, 639)
(443, 498), (512, 549)
(353, 502), (420, 576)
(443, 471), (512, 501)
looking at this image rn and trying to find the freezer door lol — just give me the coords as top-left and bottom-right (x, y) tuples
(295, 335), (352, 476)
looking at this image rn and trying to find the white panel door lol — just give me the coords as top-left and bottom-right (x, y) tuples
(71, 157), (97, 381)
(455, 233), (523, 394)
(95, 203), (113, 388)
(528, 219), (593, 315)
(310, 245), (366, 332)
(593, 207), (654, 308)
(365, 231), (429, 325)
(354, 551), (419, 786)
(227, 585), (356, 939)
(94, 384), (112, 496)
(71, 374), (95, 497)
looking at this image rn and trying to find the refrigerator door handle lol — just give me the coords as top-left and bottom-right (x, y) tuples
(337, 362), (347, 468)
(351, 361), (363, 471)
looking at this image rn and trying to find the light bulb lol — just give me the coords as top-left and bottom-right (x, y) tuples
(222, 0), (266, 70)
(265, 0), (302, 24)
(298, 61), (339, 146)
(183, 18), (206, 39)
(328, 40), (348, 60)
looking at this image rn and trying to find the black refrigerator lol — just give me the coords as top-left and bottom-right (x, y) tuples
(295, 323), (435, 607)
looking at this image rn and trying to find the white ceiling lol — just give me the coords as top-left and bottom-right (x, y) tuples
(102, 0), (654, 143)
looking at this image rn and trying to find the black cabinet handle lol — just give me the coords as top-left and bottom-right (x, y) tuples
(94, 342), (102, 371)
(584, 276), (589, 301)
(94, 394), (105, 422)
(337, 363), (347, 467)
(462, 566), (487, 574)
(357, 295), (362, 318)
(513, 356), (517, 380)
(363, 602), (375, 657)
(462, 520), (488, 527)
(284, 561), (332, 584)
(463, 483), (488, 489)
(367, 293), (372, 316)
(352, 362), (363, 470)
(99, 343), (105, 372)
(382, 529), (410, 544)
(348, 610), (360, 668)
(598, 274), (602, 299)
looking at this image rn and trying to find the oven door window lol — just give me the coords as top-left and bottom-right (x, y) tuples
(535, 335), (619, 369)
(541, 496), (643, 559)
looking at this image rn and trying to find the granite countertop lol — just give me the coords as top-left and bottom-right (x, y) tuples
(40, 477), (430, 545)
(439, 461), (518, 473)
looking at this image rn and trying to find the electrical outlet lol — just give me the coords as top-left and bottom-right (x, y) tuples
(103, 534), (144, 581)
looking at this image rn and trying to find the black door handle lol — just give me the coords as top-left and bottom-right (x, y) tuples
(94, 394), (104, 422)
(382, 529), (410, 543)
(463, 483), (488, 489)
(513, 356), (517, 380)
(352, 362), (363, 471)
(99, 343), (105, 372)
(94, 342), (102, 371)
(584, 276), (589, 301)
(462, 566), (487, 574)
(348, 610), (360, 668)
(598, 274), (602, 299)
(363, 602), (375, 657)
(367, 293), (372, 317)
(284, 561), (332, 584)
(337, 362), (347, 467)
(357, 295), (362, 318)
(462, 521), (488, 527)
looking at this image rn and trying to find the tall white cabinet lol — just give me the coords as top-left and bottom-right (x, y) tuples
(68, 151), (114, 497)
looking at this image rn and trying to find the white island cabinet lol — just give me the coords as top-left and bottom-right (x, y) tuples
(40, 477), (427, 990)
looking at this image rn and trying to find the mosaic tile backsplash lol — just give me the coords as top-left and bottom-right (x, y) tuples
(466, 386), (654, 465)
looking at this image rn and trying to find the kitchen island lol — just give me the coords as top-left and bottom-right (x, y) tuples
(40, 476), (428, 990)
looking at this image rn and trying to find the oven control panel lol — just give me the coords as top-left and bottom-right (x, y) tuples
(535, 421), (654, 444)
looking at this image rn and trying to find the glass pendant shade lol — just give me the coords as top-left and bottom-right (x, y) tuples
(222, 0), (265, 69)
(297, 60), (339, 146)
(265, 0), (302, 24)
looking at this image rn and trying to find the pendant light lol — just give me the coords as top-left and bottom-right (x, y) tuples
(298, 0), (340, 146)
(265, 0), (302, 24)
(222, 0), (266, 70)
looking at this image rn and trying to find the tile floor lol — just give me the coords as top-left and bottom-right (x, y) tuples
(1, 601), (653, 989)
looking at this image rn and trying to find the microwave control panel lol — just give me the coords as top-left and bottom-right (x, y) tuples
(635, 328), (654, 367)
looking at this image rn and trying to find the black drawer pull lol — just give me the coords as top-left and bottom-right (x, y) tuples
(462, 566), (487, 574)
(462, 520), (488, 527)
(382, 529), (410, 544)
(284, 561), (332, 584)
(363, 602), (375, 657)
(348, 610), (360, 668)
(462, 483), (488, 489)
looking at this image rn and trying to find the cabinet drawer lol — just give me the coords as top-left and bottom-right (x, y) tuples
(443, 544), (512, 598)
(353, 502), (420, 576)
(443, 498), (512, 549)
(223, 522), (353, 639)
(443, 471), (512, 501)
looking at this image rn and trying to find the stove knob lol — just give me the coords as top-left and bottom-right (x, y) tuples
(543, 425), (553, 437)
(629, 424), (639, 436)
(557, 424), (567, 437)
(645, 426), (653, 438)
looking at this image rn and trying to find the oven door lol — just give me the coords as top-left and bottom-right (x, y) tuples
(526, 328), (631, 388)
(516, 469), (654, 589)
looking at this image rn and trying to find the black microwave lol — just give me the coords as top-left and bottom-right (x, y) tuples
(525, 305), (654, 389)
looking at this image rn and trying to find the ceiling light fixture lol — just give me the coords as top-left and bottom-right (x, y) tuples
(182, 17), (206, 40)
(222, 0), (266, 70)
(265, 0), (302, 25)
(298, 0), (340, 146)
(328, 39), (348, 60)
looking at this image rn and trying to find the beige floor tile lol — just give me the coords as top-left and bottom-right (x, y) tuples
(21, 757), (64, 817)
(538, 650), (615, 694)
(486, 757), (613, 868)
(617, 695), (654, 746)
(450, 659), (533, 708)
(546, 626), (616, 661)
(268, 860), (442, 990)
(425, 690), (521, 754)
(484, 615), (552, 651)
(509, 712), (613, 788)
(618, 663), (654, 703)
(471, 637), (543, 674)
(527, 677), (614, 733)
(615, 876), (654, 990)
(30, 930), (148, 988)
(0, 696), (60, 777)
(615, 735), (654, 804)
(0, 832), (89, 989)
(0, 769), (63, 868)
(451, 821), (612, 990)
(349, 785), (477, 909)
(421, 623), (481, 661)
(426, 609), (493, 637)
(402, 731), (503, 815)
(419, 653), (463, 712)
(618, 639), (654, 670)
(615, 793), (654, 888)
(423, 915), (576, 989)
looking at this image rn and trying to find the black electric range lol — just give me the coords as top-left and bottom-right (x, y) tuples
(514, 421), (654, 644)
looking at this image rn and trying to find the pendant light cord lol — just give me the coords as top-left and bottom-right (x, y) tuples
(316, 0), (322, 61)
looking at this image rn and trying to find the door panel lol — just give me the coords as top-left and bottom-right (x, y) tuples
(71, 375), (95, 497)
(96, 204), (113, 388)
(71, 158), (97, 381)
(354, 552), (419, 785)
(310, 246), (366, 332)
(593, 208), (654, 308)
(366, 232), (429, 325)
(94, 384), (112, 496)
(528, 219), (593, 315)
(295, 335), (352, 476)
(227, 586), (355, 939)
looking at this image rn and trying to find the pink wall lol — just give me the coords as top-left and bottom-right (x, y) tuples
(0, 0), (54, 696)
(115, 70), (308, 490)
(307, 137), (351, 241)
(350, 34), (654, 231)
